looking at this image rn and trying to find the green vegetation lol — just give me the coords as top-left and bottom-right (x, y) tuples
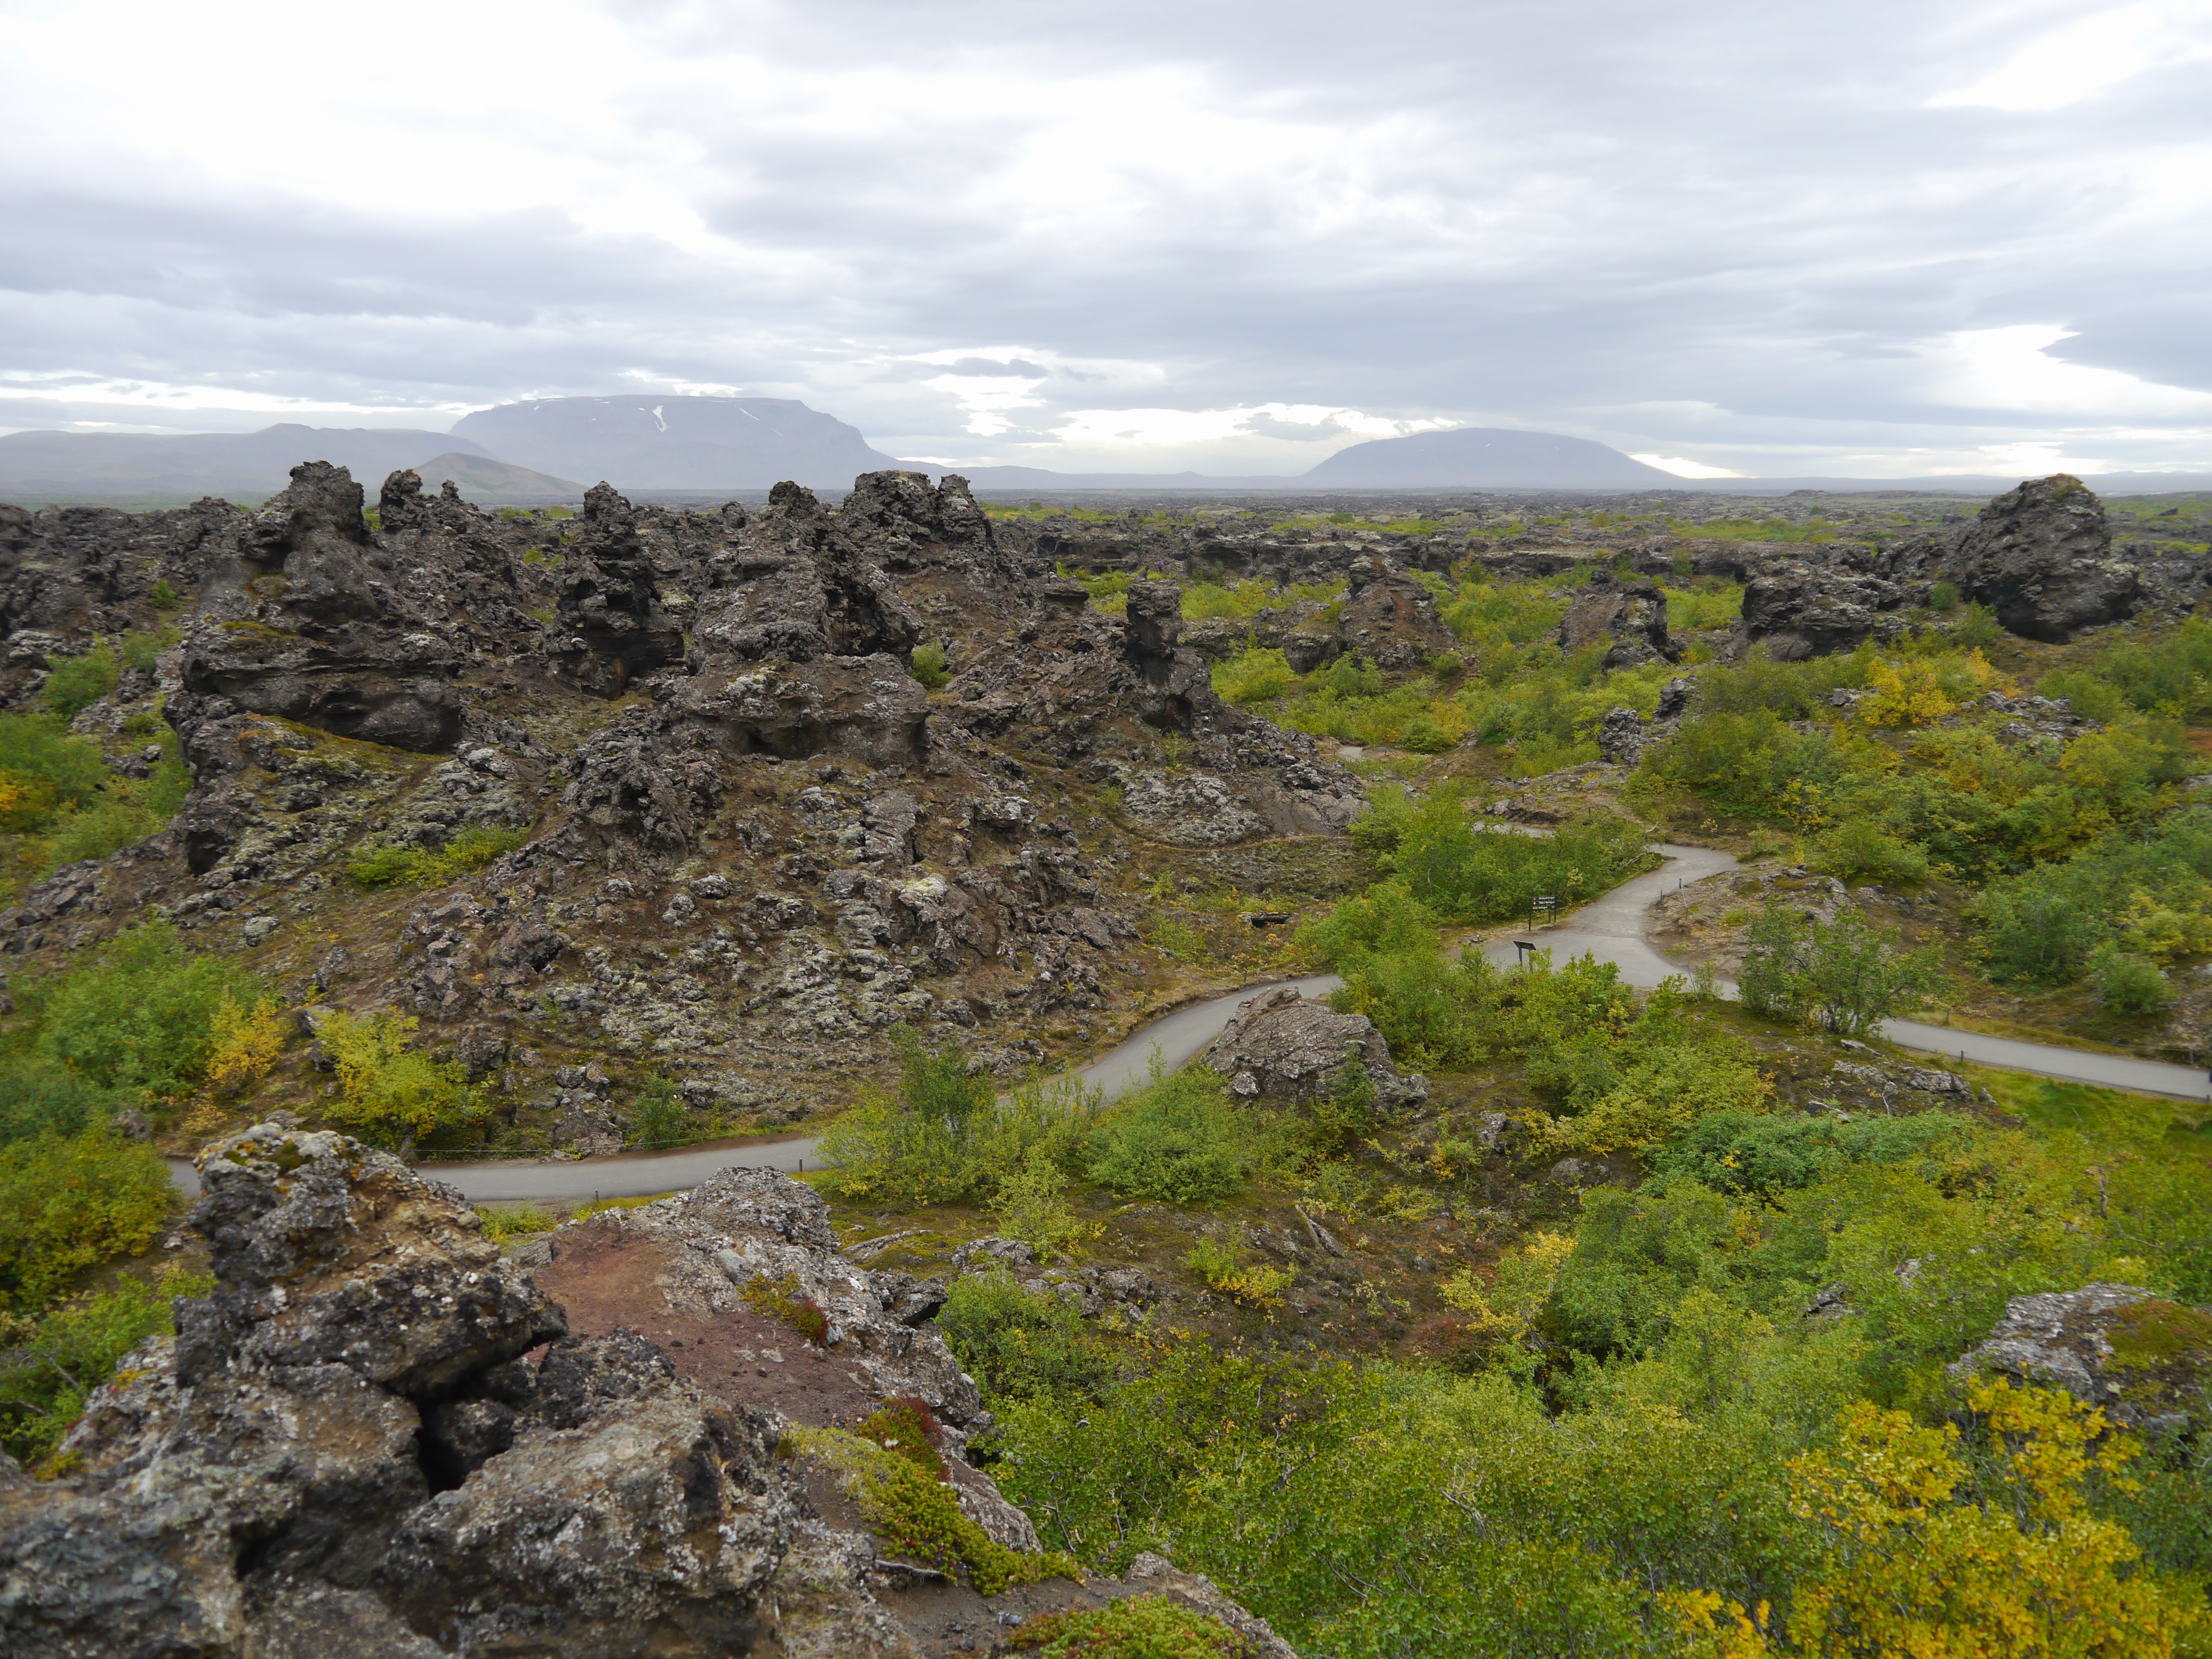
(42, 647), (118, 718)
(1008, 1597), (1253, 1656)
(1736, 907), (1944, 1036)
(626, 1075), (689, 1148)
(939, 1268), (1118, 1402)
(794, 1422), (1080, 1593)
(1352, 788), (1655, 923)
(477, 1203), (557, 1242)
(0, 1128), (173, 1311)
(740, 1269), (830, 1345)
(346, 824), (530, 889)
(317, 1008), (481, 1146)
(911, 640), (951, 690)
(0, 1265), (208, 1467)
(4, 919), (271, 1111)
(0, 710), (191, 890)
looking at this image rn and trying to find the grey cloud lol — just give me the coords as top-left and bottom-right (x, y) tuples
(1, 0), (2205, 468)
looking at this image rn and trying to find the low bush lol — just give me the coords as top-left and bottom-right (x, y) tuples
(0, 1266), (210, 1467)
(818, 1035), (1100, 1207)
(17, 919), (269, 1100)
(938, 1268), (1117, 1402)
(1212, 646), (1298, 706)
(1086, 1062), (1249, 1205)
(627, 1076), (690, 1148)
(2090, 943), (2174, 1016)
(317, 1008), (481, 1146)
(911, 641), (950, 690)
(1647, 1109), (1979, 1199)
(346, 824), (530, 889)
(1007, 1596), (1251, 1656)
(0, 1129), (174, 1312)
(1737, 906), (1942, 1036)
(42, 647), (118, 718)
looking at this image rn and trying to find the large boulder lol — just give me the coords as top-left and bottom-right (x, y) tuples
(1202, 984), (1427, 1114)
(1947, 1282), (2212, 1434)
(176, 1123), (566, 1394)
(1553, 568), (1679, 669)
(1335, 559), (1456, 671)
(1949, 474), (2139, 643)
(1739, 559), (1908, 660)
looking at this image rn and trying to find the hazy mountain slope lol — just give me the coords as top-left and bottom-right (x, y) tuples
(1303, 427), (1677, 488)
(0, 423), (498, 500)
(409, 452), (584, 503)
(449, 395), (903, 490)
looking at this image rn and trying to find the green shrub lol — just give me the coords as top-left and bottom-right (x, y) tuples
(1087, 1062), (1248, 1205)
(317, 1008), (481, 1146)
(1212, 646), (1298, 706)
(1737, 906), (1942, 1036)
(1008, 1596), (1249, 1657)
(21, 919), (266, 1099)
(149, 578), (180, 610)
(0, 1129), (174, 1311)
(1809, 816), (1931, 886)
(627, 1076), (689, 1148)
(911, 641), (951, 690)
(0, 1058), (135, 1145)
(119, 627), (180, 674)
(1971, 810), (2212, 986)
(2090, 944), (2174, 1015)
(938, 1267), (1117, 1402)
(41, 647), (119, 718)
(1647, 1110), (1979, 1199)
(1928, 580), (1960, 613)
(1541, 1179), (1745, 1360)
(1951, 602), (2003, 648)
(346, 824), (530, 889)
(0, 1265), (210, 1465)
(817, 1038), (1100, 1207)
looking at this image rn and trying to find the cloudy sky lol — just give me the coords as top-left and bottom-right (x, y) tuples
(2, 0), (2209, 478)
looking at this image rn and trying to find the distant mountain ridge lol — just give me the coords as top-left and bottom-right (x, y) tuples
(1302, 428), (1677, 488)
(0, 424), (499, 499)
(449, 396), (900, 491)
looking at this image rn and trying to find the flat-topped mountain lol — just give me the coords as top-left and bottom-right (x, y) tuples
(1301, 427), (1677, 488)
(449, 395), (903, 491)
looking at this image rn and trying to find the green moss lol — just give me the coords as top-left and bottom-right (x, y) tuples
(1008, 1596), (1254, 1657)
(793, 1425), (1079, 1593)
(2106, 1300), (2212, 1372)
(851, 1396), (948, 1478)
(740, 1269), (830, 1345)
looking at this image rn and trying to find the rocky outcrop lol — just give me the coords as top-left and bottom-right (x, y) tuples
(1554, 568), (1679, 669)
(1948, 1283), (2212, 1435)
(1201, 984), (1427, 1115)
(1949, 474), (2140, 643)
(177, 462), (469, 750)
(1596, 705), (1647, 766)
(0, 1126), (1297, 1658)
(1738, 559), (1908, 660)
(1335, 558), (1455, 671)
(550, 482), (687, 694)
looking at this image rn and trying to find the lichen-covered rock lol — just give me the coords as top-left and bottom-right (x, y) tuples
(381, 1385), (795, 1657)
(1596, 705), (1646, 765)
(1739, 559), (1908, 660)
(1554, 568), (1679, 669)
(1947, 1282), (2212, 1434)
(1202, 984), (1427, 1114)
(177, 1123), (565, 1395)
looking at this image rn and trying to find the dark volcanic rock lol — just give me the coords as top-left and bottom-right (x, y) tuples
(1739, 559), (1908, 659)
(176, 462), (469, 751)
(1336, 558), (1455, 670)
(552, 482), (687, 694)
(1596, 705), (1647, 765)
(1949, 474), (2140, 643)
(176, 1122), (565, 1394)
(1554, 567), (1679, 669)
(1201, 984), (1427, 1115)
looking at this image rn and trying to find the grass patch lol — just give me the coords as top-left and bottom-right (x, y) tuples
(347, 824), (530, 889)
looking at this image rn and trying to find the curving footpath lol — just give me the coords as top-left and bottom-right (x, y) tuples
(167, 842), (2211, 1203)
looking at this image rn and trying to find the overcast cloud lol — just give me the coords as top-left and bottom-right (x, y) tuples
(1, 0), (2208, 477)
